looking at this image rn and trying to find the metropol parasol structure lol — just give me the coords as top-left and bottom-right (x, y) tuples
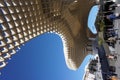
(0, 0), (98, 70)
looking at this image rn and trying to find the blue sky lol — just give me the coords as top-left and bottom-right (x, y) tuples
(88, 5), (99, 34)
(0, 34), (93, 80)
(0, 5), (98, 80)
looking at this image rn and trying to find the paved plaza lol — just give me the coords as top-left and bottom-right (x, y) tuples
(112, 0), (120, 79)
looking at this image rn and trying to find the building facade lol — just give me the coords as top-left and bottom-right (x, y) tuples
(0, 0), (96, 70)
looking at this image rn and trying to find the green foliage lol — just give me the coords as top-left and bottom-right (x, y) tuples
(97, 20), (105, 32)
(98, 37), (103, 46)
